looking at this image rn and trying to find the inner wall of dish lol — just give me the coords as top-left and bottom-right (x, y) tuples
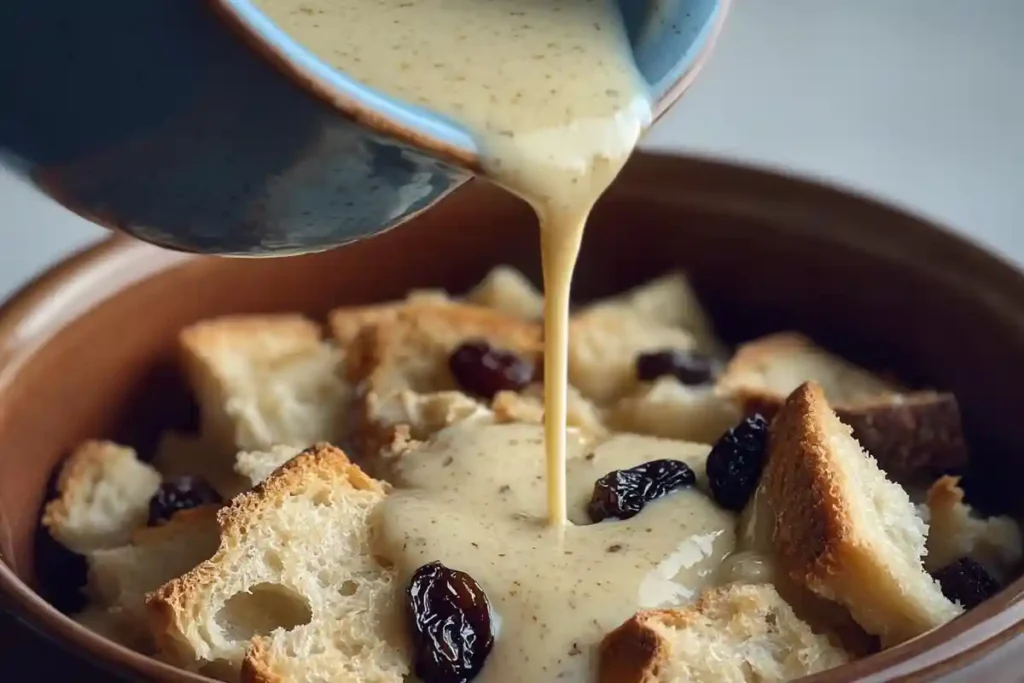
(2, 167), (1024, 613)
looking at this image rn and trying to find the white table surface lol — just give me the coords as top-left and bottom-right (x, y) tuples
(2, 0), (1021, 300)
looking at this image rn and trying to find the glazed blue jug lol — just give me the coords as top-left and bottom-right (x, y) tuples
(0, 0), (728, 255)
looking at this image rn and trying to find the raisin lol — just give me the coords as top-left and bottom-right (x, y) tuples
(588, 459), (696, 522)
(932, 558), (1001, 609)
(147, 476), (222, 526)
(635, 348), (717, 386)
(705, 414), (769, 512)
(449, 339), (534, 399)
(407, 561), (494, 683)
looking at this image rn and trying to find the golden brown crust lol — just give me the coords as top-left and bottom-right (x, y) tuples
(240, 640), (279, 683)
(599, 611), (668, 683)
(42, 440), (135, 532)
(180, 314), (324, 357)
(761, 383), (850, 590)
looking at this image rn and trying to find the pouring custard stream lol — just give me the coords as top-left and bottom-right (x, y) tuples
(253, 0), (651, 526)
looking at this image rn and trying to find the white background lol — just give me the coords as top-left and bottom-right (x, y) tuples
(1, 0), (1021, 299)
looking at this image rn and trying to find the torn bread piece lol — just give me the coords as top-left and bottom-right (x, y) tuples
(718, 333), (969, 481)
(233, 444), (304, 488)
(599, 583), (849, 683)
(569, 306), (699, 405)
(42, 441), (161, 555)
(924, 476), (1023, 581)
(84, 506), (221, 653)
(581, 272), (724, 355)
(465, 265), (544, 319)
(345, 303), (542, 457)
(761, 382), (961, 647)
(147, 444), (407, 682)
(608, 376), (741, 445)
(180, 315), (350, 457)
(328, 288), (451, 348)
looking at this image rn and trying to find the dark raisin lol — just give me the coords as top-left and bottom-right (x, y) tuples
(588, 459), (696, 522)
(147, 476), (222, 526)
(932, 558), (1001, 609)
(635, 348), (717, 385)
(407, 561), (494, 683)
(448, 339), (534, 399)
(705, 414), (769, 512)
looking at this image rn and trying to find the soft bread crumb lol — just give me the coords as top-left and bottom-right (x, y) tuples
(569, 306), (698, 405)
(465, 265), (544, 319)
(42, 441), (161, 555)
(328, 289), (451, 348)
(761, 382), (961, 647)
(925, 476), (1023, 581)
(599, 583), (849, 683)
(84, 506), (221, 653)
(180, 315), (350, 457)
(608, 376), (741, 445)
(146, 444), (407, 682)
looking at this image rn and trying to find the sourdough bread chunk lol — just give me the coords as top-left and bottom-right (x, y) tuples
(719, 333), (968, 480)
(42, 441), (161, 554)
(761, 382), (961, 646)
(345, 303), (542, 456)
(147, 444), (407, 682)
(599, 583), (849, 683)
(180, 315), (349, 455)
(569, 306), (698, 405)
(608, 376), (741, 445)
(925, 476), (1023, 581)
(465, 265), (544, 319)
(85, 506), (221, 651)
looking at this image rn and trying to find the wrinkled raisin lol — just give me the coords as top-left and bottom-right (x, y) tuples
(588, 459), (696, 522)
(407, 561), (494, 683)
(706, 415), (769, 512)
(635, 348), (717, 385)
(449, 339), (534, 399)
(147, 476), (222, 526)
(932, 558), (1001, 609)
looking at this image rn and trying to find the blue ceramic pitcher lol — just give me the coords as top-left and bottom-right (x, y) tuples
(0, 0), (729, 256)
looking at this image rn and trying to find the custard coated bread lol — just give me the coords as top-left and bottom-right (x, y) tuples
(84, 506), (221, 653)
(608, 376), (740, 445)
(344, 302), (542, 455)
(146, 444), (407, 682)
(180, 315), (349, 456)
(599, 583), (849, 683)
(924, 475), (1023, 581)
(569, 306), (699, 405)
(42, 441), (161, 554)
(718, 333), (969, 480)
(761, 382), (961, 647)
(328, 288), (452, 347)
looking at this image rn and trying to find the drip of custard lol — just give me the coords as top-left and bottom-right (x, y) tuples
(253, 0), (651, 525)
(375, 422), (737, 681)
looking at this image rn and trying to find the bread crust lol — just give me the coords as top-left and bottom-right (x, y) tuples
(762, 382), (961, 646)
(719, 333), (968, 481)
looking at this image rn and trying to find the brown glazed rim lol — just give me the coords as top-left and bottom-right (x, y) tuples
(0, 154), (1022, 681)
(209, 0), (733, 172)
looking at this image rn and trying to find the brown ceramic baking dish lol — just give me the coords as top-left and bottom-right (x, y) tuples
(0, 153), (1021, 682)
